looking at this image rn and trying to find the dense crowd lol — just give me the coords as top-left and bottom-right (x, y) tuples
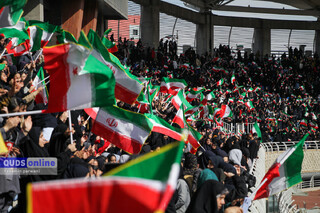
(115, 36), (320, 143)
(0, 30), (318, 213)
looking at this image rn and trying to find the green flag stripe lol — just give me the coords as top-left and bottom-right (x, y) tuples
(104, 141), (184, 181)
(284, 134), (308, 187)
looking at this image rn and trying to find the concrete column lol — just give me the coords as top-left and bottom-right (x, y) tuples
(61, 0), (85, 39)
(252, 28), (271, 59)
(23, 0), (44, 21)
(315, 30), (320, 54)
(140, 0), (159, 49)
(196, 11), (213, 55)
(82, 0), (98, 35)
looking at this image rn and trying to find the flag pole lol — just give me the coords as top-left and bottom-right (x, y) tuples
(68, 110), (74, 144)
(0, 49), (6, 58)
(0, 110), (44, 117)
(36, 75), (50, 86)
(34, 48), (44, 62)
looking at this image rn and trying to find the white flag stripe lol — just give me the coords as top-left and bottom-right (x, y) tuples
(95, 109), (150, 145)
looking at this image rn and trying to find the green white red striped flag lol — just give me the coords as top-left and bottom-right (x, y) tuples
(26, 20), (60, 52)
(231, 74), (236, 84)
(102, 28), (118, 53)
(254, 134), (309, 200)
(92, 105), (153, 154)
(87, 30), (144, 105)
(0, 0), (26, 28)
(43, 42), (115, 113)
(220, 104), (233, 119)
(200, 91), (215, 105)
(186, 123), (202, 152)
(186, 89), (202, 102)
(245, 101), (255, 111)
(56, 29), (77, 44)
(172, 90), (192, 110)
(300, 119), (308, 127)
(172, 104), (186, 128)
(145, 113), (183, 141)
(160, 77), (187, 95)
(217, 78), (224, 86)
(32, 67), (49, 104)
(0, 20), (28, 47)
(27, 141), (185, 213)
(251, 122), (262, 142)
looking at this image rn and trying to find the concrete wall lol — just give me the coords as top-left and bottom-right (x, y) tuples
(265, 149), (320, 174)
(23, 0), (44, 21)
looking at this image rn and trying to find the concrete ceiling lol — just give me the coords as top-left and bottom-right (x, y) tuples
(181, 0), (320, 17)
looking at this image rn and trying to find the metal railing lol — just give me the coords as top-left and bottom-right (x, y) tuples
(297, 176), (320, 189)
(261, 141), (320, 152)
(248, 145), (266, 213)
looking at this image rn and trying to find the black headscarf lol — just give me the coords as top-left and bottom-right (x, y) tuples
(19, 127), (49, 157)
(199, 151), (223, 169)
(48, 124), (69, 157)
(186, 180), (226, 213)
(183, 153), (198, 176)
(63, 157), (89, 179)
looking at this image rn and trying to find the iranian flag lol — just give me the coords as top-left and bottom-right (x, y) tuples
(186, 89), (202, 102)
(231, 74), (236, 84)
(200, 91), (215, 105)
(0, 0), (26, 28)
(172, 90), (192, 110)
(219, 105), (233, 119)
(102, 28), (118, 53)
(251, 122), (262, 141)
(186, 123), (202, 152)
(172, 104), (186, 128)
(254, 134), (308, 200)
(32, 67), (49, 104)
(92, 105), (153, 154)
(56, 29), (78, 44)
(43, 42), (116, 113)
(27, 141), (184, 213)
(160, 77), (187, 95)
(245, 101), (255, 111)
(87, 30), (144, 105)
(217, 79), (224, 86)
(0, 20), (29, 47)
(145, 113), (183, 141)
(300, 119), (308, 127)
(26, 21), (60, 52)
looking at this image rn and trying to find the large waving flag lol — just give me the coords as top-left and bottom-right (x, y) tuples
(160, 77), (187, 95)
(91, 105), (153, 154)
(253, 134), (308, 200)
(27, 141), (184, 213)
(87, 30), (143, 104)
(0, 0), (26, 28)
(43, 42), (115, 113)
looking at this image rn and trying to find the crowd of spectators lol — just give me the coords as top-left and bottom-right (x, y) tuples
(0, 31), (318, 213)
(116, 36), (320, 143)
